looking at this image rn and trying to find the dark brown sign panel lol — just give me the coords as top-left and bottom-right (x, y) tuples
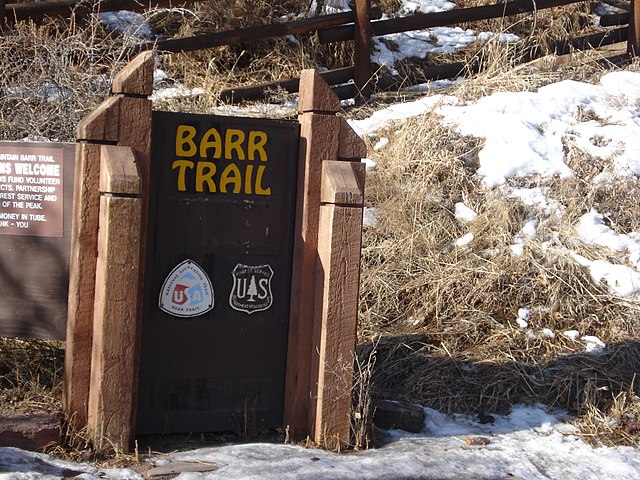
(0, 142), (75, 340)
(137, 111), (299, 435)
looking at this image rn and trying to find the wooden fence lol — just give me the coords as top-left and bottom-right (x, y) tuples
(2, 0), (639, 100)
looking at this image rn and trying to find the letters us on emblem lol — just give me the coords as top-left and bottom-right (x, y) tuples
(229, 264), (273, 314)
(159, 260), (214, 317)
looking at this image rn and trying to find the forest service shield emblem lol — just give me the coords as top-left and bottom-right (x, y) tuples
(229, 264), (274, 314)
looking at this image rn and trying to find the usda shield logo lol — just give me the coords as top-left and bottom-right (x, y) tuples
(229, 264), (273, 314)
(159, 260), (214, 317)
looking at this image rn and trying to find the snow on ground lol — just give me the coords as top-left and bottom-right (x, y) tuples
(151, 406), (640, 480)
(353, 69), (640, 304)
(438, 72), (640, 187)
(3, 405), (640, 479)
(6, 0), (634, 478)
(98, 11), (154, 39)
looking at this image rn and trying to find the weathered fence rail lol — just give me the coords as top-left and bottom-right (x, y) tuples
(142, 7), (382, 53)
(2, 0), (638, 107)
(319, 0), (584, 43)
(2, 0), (200, 20)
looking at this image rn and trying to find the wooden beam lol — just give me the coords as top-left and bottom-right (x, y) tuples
(600, 12), (629, 27)
(314, 159), (364, 448)
(285, 112), (342, 438)
(146, 7), (382, 53)
(99, 145), (141, 196)
(318, 0), (582, 43)
(285, 70), (366, 445)
(298, 68), (342, 113)
(87, 146), (141, 451)
(64, 141), (107, 431)
(320, 161), (365, 206)
(629, 0), (640, 54)
(111, 51), (155, 97)
(314, 204), (362, 449)
(284, 70), (342, 440)
(5, 0), (200, 21)
(64, 52), (153, 439)
(220, 67), (354, 103)
(75, 97), (120, 143)
(552, 26), (627, 55)
(353, 0), (372, 98)
(338, 118), (367, 160)
(222, 25), (627, 105)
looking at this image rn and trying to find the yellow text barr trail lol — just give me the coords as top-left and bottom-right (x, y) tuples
(172, 125), (272, 196)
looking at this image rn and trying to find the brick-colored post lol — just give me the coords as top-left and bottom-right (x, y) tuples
(284, 70), (342, 439)
(87, 145), (142, 451)
(64, 52), (153, 438)
(285, 70), (366, 447)
(314, 161), (365, 449)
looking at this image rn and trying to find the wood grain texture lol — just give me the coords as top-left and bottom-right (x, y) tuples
(321, 161), (365, 207)
(87, 194), (141, 451)
(284, 112), (341, 438)
(353, 0), (372, 96)
(338, 117), (367, 160)
(298, 69), (341, 114)
(116, 97), (152, 165)
(111, 51), (154, 96)
(314, 204), (363, 448)
(75, 97), (119, 143)
(63, 143), (102, 429)
(64, 56), (152, 436)
(99, 145), (140, 195)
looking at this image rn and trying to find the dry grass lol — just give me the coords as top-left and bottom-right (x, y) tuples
(146, 0), (353, 103)
(576, 384), (640, 447)
(358, 57), (640, 446)
(1, 0), (640, 452)
(0, 16), (137, 142)
(0, 338), (63, 414)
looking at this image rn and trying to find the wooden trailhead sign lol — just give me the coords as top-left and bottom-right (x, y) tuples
(62, 53), (366, 453)
(0, 142), (74, 340)
(136, 111), (300, 434)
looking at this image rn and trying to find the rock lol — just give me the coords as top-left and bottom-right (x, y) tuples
(0, 413), (60, 451)
(372, 400), (425, 433)
(146, 461), (218, 478)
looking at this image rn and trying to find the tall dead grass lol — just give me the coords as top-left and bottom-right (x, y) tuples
(359, 61), (640, 445)
(0, 338), (63, 414)
(148, 0), (353, 102)
(1, 0), (638, 451)
(0, 16), (136, 141)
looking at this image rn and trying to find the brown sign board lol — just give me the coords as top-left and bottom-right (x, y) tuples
(0, 142), (75, 340)
(137, 111), (299, 434)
